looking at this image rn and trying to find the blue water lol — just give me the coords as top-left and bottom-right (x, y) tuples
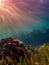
(0, 0), (49, 46)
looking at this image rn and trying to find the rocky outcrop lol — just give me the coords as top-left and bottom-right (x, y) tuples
(0, 37), (38, 62)
(0, 37), (26, 62)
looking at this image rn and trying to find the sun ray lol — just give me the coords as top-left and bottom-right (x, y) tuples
(0, 0), (49, 39)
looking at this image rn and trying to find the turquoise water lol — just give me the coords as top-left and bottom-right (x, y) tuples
(0, 0), (49, 46)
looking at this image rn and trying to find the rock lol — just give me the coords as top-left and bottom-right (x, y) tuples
(26, 45), (37, 53)
(0, 37), (26, 62)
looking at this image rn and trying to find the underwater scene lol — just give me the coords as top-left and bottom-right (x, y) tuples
(0, 0), (49, 65)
